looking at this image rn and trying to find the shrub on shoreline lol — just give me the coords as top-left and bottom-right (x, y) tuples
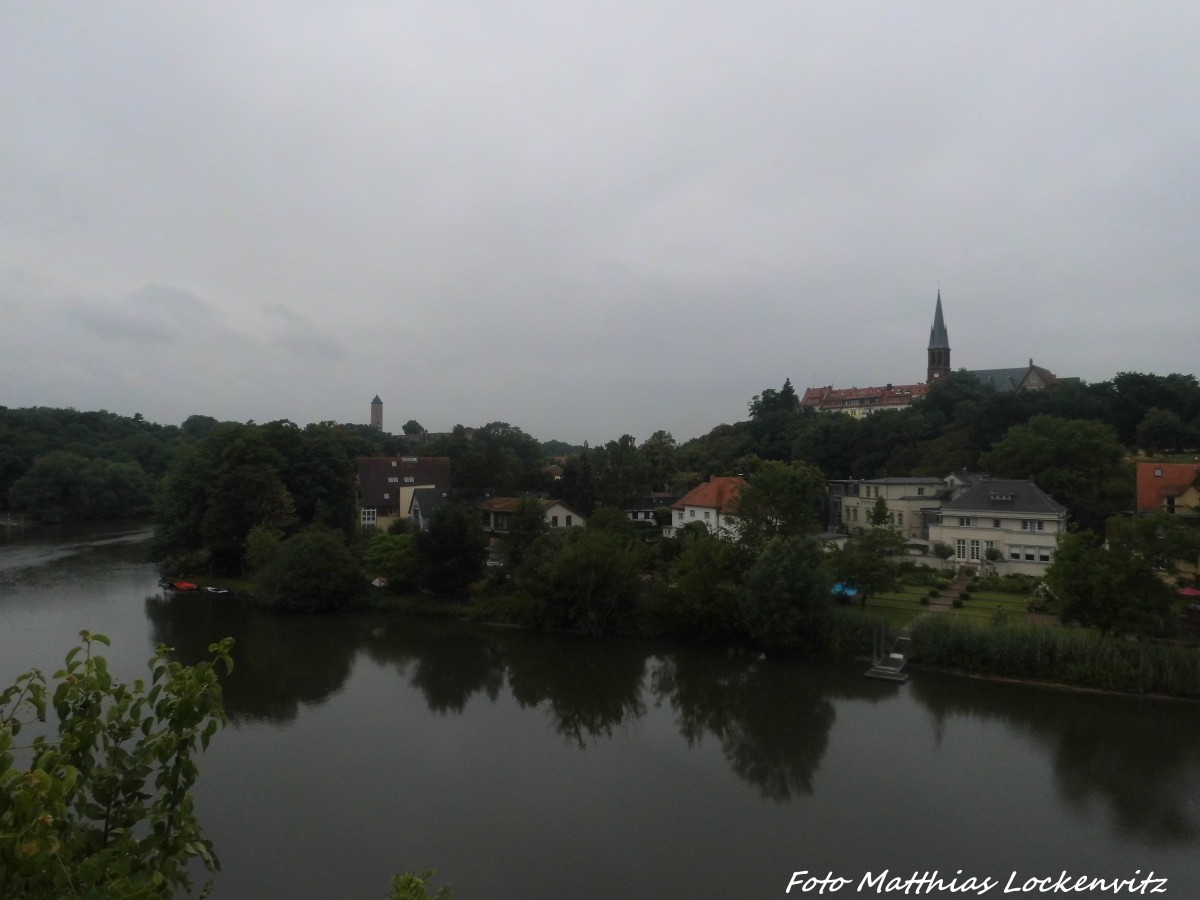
(910, 615), (1200, 698)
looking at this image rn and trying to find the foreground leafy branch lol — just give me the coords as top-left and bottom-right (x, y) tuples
(0, 631), (234, 899)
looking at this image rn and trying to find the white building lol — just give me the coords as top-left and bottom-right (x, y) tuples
(926, 478), (1068, 576)
(838, 477), (947, 540)
(664, 476), (745, 539)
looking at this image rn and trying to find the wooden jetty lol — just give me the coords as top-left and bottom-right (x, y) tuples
(865, 628), (911, 683)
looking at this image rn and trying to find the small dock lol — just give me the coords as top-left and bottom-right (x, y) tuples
(865, 630), (911, 683)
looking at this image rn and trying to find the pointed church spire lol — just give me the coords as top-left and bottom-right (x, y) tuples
(928, 291), (949, 350)
(926, 291), (951, 383)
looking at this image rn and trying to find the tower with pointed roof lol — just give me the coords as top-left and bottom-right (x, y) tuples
(370, 395), (383, 430)
(927, 292), (950, 383)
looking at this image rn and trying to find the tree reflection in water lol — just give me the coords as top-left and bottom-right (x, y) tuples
(911, 675), (1200, 845)
(651, 647), (836, 801)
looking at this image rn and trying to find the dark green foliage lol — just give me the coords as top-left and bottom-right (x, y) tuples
(1047, 530), (1175, 636)
(361, 533), (418, 589)
(591, 434), (652, 509)
(257, 526), (367, 611)
(833, 526), (908, 603)
(732, 459), (826, 553)
(413, 505), (488, 596)
(980, 415), (1129, 533)
(0, 632), (233, 898)
(652, 529), (747, 639)
(7, 451), (153, 522)
(741, 535), (833, 650)
(516, 528), (645, 635)
(560, 451), (596, 517)
(505, 496), (550, 569)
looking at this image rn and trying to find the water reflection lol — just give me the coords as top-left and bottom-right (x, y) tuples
(143, 587), (1200, 847)
(910, 675), (1200, 845)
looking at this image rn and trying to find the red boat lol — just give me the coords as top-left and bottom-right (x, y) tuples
(170, 581), (199, 591)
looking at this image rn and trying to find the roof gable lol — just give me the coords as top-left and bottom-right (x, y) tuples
(1136, 462), (1200, 514)
(941, 479), (1067, 516)
(671, 476), (746, 514)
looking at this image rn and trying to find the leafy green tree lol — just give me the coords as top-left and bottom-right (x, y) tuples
(639, 430), (679, 491)
(257, 526), (366, 611)
(592, 435), (652, 509)
(389, 871), (453, 900)
(1136, 408), (1191, 454)
(868, 495), (890, 527)
(560, 451), (596, 517)
(834, 525), (909, 605)
(244, 524), (284, 575)
(0, 632), (232, 899)
(979, 415), (1128, 533)
(518, 529), (645, 635)
(932, 541), (955, 562)
(505, 497), (550, 568)
(413, 505), (488, 596)
(741, 535), (833, 650)
(732, 460), (826, 552)
(202, 464), (298, 573)
(402, 419), (425, 436)
(7, 452), (152, 523)
(658, 528), (747, 638)
(1046, 531), (1174, 636)
(362, 533), (418, 589)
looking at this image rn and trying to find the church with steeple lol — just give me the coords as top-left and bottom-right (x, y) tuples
(801, 292), (1062, 417)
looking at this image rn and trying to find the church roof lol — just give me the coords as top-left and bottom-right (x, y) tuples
(927, 292), (950, 350)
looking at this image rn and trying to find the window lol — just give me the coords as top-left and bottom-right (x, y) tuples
(677, 511), (684, 522)
(551, 515), (559, 527)
(565, 515), (573, 526)
(1155, 468), (1163, 477)
(1021, 520), (1029, 531)
(704, 511), (711, 520)
(917, 488), (925, 496)
(1039, 550), (1051, 563)
(1024, 550), (1035, 561)
(1166, 497), (1176, 514)
(969, 540), (980, 561)
(992, 519), (1001, 528)
(955, 539), (967, 560)
(897, 512), (904, 526)
(404, 476), (415, 484)
(388, 476), (399, 483)
(985, 541), (995, 550)
(361, 508), (377, 525)
(383, 492), (390, 500)
(1010, 547), (1021, 560)
(390, 461), (397, 467)
(402, 456), (418, 463)
(689, 510), (695, 518)
(958, 517), (972, 527)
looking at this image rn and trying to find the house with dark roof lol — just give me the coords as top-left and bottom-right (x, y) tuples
(664, 476), (746, 539)
(926, 478), (1068, 575)
(1136, 462), (1200, 520)
(479, 497), (586, 535)
(408, 487), (452, 531)
(357, 456), (452, 529)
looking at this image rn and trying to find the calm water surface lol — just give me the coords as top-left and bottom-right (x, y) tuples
(2, 524), (1199, 899)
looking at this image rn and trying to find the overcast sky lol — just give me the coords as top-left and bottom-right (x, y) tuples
(2, 3), (1197, 445)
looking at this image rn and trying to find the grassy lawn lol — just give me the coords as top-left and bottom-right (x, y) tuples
(861, 584), (1054, 629)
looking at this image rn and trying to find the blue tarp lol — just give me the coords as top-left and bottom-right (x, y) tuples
(832, 582), (859, 598)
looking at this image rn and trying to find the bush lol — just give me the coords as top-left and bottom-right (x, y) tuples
(0, 633), (233, 898)
(920, 596), (930, 606)
(959, 590), (972, 601)
(257, 526), (367, 611)
(928, 587), (940, 598)
(952, 598), (964, 608)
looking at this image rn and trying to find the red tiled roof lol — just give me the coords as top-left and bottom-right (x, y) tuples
(802, 383), (928, 410)
(671, 476), (746, 514)
(1136, 462), (1200, 514)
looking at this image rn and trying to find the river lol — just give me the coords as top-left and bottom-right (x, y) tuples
(2, 523), (1199, 899)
